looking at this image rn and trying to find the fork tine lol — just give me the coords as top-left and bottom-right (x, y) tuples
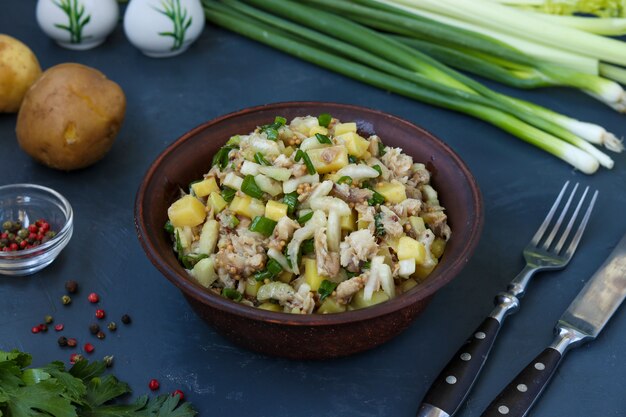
(554, 186), (589, 254)
(562, 190), (598, 259)
(542, 183), (579, 250)
(530, 181), (570, 247)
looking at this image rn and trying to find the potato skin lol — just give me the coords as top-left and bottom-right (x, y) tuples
(0, 34), (42, 113)
(16, 63), (126, 170)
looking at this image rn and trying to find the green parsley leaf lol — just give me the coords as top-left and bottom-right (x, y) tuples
(318, 280), (338, 301)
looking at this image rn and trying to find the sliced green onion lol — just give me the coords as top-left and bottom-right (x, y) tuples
(372, 164), (383, 175)
(315, 133), (333, 144)
(295, 149), (316, 174)
(362, 261), (371, 270)
(249, 216), (278, 236)
(230, 215), (240, 228)
(378, 141), (386, 155)
(174, 230), (184, 261)
(223, 288), (243, 301)
(164, 220), (174, 234)
(254, 270), (273, 282)
(212, 145), (237, 169)
(348, 155), (358, 164)
(298, 212), (314, 224)
(318, 113), (332, 127)
(368, 191), (386, 206)
(283, 191), (299, 214)
(241, 175), (264, 199)
(227, 135), (241, 145)
(181, 253), (209, 269)
(275, 116), (287, 125)
(337, 176), (353, 185)
(267, 258), (283, 275)
(221, 186), (236, 203)
(254, 152), (271, 165)
(301, 238), (315, 254)
(374, 212), (386, 236)
(318, 279), (338, 301)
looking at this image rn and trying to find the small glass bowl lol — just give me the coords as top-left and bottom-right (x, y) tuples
(0, 184), (73, 276)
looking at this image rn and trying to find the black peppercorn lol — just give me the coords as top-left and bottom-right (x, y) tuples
(67, 338), (77, 347)
(65, 280), (79, 293)
(58, 336), (68, 347)
(96, 331), (106, 340)
(89, 324), (100, 335)
(107, 322), (117, 331)
(121, 314), (131, 324)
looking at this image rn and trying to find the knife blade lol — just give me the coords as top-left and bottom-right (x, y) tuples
(480, 232), (626, 417)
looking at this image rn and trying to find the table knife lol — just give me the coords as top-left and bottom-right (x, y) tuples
(481, 232), (626, 417)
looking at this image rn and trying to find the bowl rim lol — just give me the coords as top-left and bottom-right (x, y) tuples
(135, 101), (483, 326)
(0, 183), (74, 259)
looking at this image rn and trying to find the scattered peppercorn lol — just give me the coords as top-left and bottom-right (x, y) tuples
(0, 219), (56, 251)
(95, 309), (106, 320)
(96, 331), (106, 340)
(61, 295), (72, 305)
(103, 355), (114, 368)
(87, 292), (99, 303)
(84, 343), (95, 353)
(89, 323), (100, 335)
(148, 379), (160, 391)
(58, 336), (68, 347)
(65, 280), (78, 293)
(70, 353), (83, 364)
(38, 324), (48, 332)
(172, 390), (185, 401)
(107, 322), (117, 331)
(121, 314), (131, 325)
(55, 323), (64, 331)
(31, 326), (40, 334)
(67, 338), (77, 347)
(44, 315), (54, 324)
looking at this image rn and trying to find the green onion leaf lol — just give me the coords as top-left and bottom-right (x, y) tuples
(249, 216), (277, 237)
(227, 135), (241, 146)
(368, 191), (385, 206)
(362, 261), (371, 270)
(315, 133), (333, 144)
(230, 215), (240, 228)
(318, 279), (338, 301)
(348, 155), (358, 164)
(295, 150), (316, 174)
(241, 175), (264, 199)
(337, 176), (353, 185)
(181, 253), (209, 269)
(283, 191), (299, 215)
(221, 186), (236, 203)
(212, 145), (237, 169)
(275, 116), (287, 126)
(267, 258), (283, 275)
(254, 270), (273, 282)
(175, 230), (184, 262)
(374, 212), (386, 237)
(301, 238), (315, 255)
(298, 212), (314, 224)
(254, 152), (271, 166)
(378, 142), (386, 156)
(223, 288), (243, 302)
(164, 220), (174, 235)
(318, 113), (332, 127)
(372, 165), (383, 176)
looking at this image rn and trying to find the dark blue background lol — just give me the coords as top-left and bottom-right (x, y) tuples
(1, 2), (625, 416)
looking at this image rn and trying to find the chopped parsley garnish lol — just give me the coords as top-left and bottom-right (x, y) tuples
(318, 113), (332, 127)
(318, 280), (338, 301)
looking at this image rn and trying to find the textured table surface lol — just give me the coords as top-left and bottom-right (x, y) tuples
(1, 3), (625, 416)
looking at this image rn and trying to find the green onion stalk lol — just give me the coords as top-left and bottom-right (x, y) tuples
(484, 0), (626, 18)
(202, 0), (602, 173)
(236, 0), (620, 163)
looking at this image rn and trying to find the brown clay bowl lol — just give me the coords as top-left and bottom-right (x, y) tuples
(135, 102), (483, 359)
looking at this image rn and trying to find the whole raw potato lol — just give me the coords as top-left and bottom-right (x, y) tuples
(16, 63), (126, 170)
(0, 34), (42, 113)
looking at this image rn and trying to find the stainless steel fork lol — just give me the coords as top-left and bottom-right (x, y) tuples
(416, 181), (598, 417)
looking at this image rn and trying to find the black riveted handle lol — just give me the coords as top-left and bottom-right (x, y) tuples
(480, 348), (562, 417)
(418, 317), (501, 416)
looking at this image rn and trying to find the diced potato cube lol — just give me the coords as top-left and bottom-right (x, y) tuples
(307, 146), (349, 174)
(191, 258), (217, 288)
(335, 132), (369, 157)
(197, 220), (219, 254)
(283, 146), (295, 157)
(245, 278), (263, 297)
(414, 258), (438, 280)
(258, 302), (282, 312)
(168, 195), (206, 227)
(397, 236), (427, 264)
(431, 237), (446, 259)
(191, 177), (219, 197)
(350, 289), (389, 309)
(265, 200), (288, 222)
(409, 216), (426, 234)
(277, 271), (294, 283)
(230, 195), (265, 219)
(207, 192), (227, 213)
(309, 126), (329, 136)
(375, 181), (407, 204)
(340, 211), (356, 231)
(400, 279), (418, 293)
(304, 258), (327, 291)
(334, 122), (357, 136)
(317, 297), (347, 314)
